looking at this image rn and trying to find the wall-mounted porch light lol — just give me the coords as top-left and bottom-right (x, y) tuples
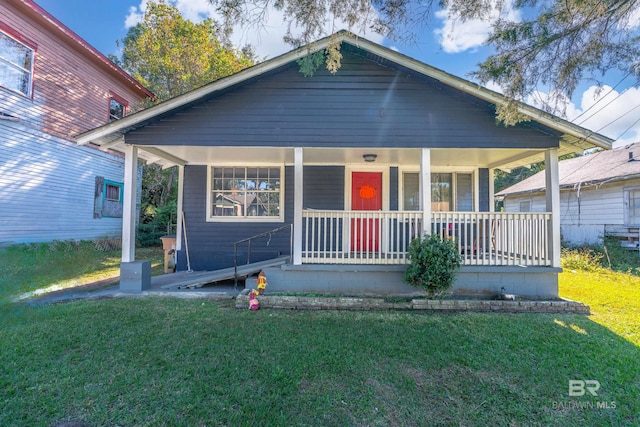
(362, 153), (377, 162)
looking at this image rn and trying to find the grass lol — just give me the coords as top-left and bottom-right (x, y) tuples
(0, 242), (638, 426)
(0, 240), (163, 304)
(560, 251), (640, 347)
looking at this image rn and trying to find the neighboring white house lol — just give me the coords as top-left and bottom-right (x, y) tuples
(0, 0), (152, 246)
(496, 144), (640, 247)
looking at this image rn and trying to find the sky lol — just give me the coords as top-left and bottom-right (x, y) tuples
(34, 0), (640, 148)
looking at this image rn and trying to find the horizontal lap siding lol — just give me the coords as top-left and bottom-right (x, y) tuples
(178, 165), (345, 271)
(505, 183), (627, 226)
(127, 52), (560, 149)
(0, 2), (148, 141)
(0, 123), (124, 244)
(560, 185), (625, 226)
(303, 166), (344, 210)
(178, 165), (295, 271)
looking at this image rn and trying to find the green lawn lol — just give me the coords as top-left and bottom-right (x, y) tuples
(0, 241), (163, 304)
(0, 243), (638, 426)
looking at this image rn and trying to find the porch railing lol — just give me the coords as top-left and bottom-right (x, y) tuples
(301, 210), (551, 266)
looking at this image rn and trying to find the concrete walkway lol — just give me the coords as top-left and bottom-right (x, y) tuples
(24, 273), (245, 306)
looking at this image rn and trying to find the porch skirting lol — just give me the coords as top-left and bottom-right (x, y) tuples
(260, 264), (561, 298)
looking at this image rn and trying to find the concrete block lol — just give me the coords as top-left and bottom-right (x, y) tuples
(120, 261), (151, 292)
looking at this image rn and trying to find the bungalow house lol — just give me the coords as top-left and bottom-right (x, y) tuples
(76, 32), (612, 297)
(497, 144), (640, 248)
(0, 0), (153, 245)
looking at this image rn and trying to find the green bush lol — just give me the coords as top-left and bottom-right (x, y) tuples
(560, 238), (640, 276)
(560, 246), (604, 272)
(137, 200), (177, 247)
(404, 234), (462, 297)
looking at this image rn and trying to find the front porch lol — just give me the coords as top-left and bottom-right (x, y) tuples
(115, 146), (564, 297)
(301, 210), (552, 267)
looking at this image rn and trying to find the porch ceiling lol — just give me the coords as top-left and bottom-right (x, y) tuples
(135, 145), (571, 170)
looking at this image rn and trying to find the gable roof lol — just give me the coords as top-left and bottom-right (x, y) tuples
(76, 31), (613, 166)
(496, 143), (640, 197)
(14, 0), (153, 99)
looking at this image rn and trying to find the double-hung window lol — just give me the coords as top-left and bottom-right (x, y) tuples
(207, 166), (283, 221)
(402, 171), (474, 211)
(0, 30), (35, 98)
(626, 187), (640, 225)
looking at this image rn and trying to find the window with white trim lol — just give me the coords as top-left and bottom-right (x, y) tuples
(208, 166), (283, 221)
(627, 188), (640, 225)
(402, 171), (474, 211)
(0, 30), (34, 97)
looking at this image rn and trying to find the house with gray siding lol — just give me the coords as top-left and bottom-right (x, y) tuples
(497, 144), (640, 247)
(77, 32), (612, 297)
(0, 0), (153, 245)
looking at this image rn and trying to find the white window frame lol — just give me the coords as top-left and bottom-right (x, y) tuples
(519, 200), (532, 212)
(399, 167), (476, 212)
(206, 165), (285, 222)
(624, 186), (640, 226)
(0, 30), (35, 98)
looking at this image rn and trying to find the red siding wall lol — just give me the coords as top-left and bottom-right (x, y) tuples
(0, 0), (149, 142)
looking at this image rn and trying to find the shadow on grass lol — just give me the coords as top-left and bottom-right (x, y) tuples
(0, 243), (164, 304)
(0, 299), (637, 426)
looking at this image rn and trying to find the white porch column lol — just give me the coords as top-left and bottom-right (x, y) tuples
(122, 145), (138, 263)
(420, 148), (432, 235)
(293, 147), (303, 265)
(489, 168), (495, 212)
(175, 165), (184, 251)
(545, 149), (561, 267)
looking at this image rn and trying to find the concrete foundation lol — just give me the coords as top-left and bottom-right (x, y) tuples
(120, 260), (152, 292)
(261, 264), (561, 298)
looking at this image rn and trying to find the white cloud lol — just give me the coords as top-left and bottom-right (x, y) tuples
(619, 5), (640, 30)
(125, 0), (383, 59)
(124, 5), (144, 28)
(484, 80), (505, 95)
(434, 0), (521, 53)
(527, 86), (640, 147)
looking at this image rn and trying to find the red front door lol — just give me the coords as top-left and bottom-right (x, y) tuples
(351, 172), (382, 251)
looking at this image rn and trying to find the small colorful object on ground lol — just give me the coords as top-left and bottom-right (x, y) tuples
(249, 290), (259, 310)
(255, 270), (267, 295)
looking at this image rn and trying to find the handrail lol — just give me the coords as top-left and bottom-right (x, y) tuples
(233, 224), (293, 288)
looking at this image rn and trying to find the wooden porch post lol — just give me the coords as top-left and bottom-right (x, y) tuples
(488, 168), (495, 212)
(420, 148), (431, 235)
(293, 147), (303, 265)
(175, 165), (184, 251)
(122, 144), (138, 263)
(545, 149), (561, 267)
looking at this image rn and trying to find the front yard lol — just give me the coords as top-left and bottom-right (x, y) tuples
(0, 243), (638, 426)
